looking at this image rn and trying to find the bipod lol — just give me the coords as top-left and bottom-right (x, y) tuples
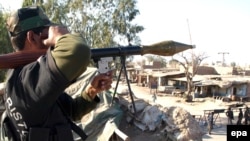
(111, 55), (137, 116)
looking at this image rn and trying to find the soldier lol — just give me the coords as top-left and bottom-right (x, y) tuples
(2, 6), (113, 141)
(225, 107), (234, 125)
(244, 106), (249, 125)
(207, 112), (214, 135)
(237, 108), (243, 125)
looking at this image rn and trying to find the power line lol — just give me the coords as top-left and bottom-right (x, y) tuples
(218, 52), (229, 66)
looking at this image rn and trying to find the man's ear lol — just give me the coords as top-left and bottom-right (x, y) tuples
(26, 31), (36, 45)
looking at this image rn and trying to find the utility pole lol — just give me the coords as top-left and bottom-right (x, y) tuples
(218, 52), (229, 66)
(187, 19), (193, 45)
(187, 19), (193, 58)
(187, 19), (194, 70)
(187, 18), (194, 97)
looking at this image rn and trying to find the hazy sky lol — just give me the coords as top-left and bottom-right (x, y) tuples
(1, 0), (250, 66)
(134, 0), (250, 66)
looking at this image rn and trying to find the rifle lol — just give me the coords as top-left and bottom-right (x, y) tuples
(0, 40), (194, 69)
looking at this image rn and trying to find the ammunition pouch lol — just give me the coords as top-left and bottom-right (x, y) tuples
(28, 124), (74, 141)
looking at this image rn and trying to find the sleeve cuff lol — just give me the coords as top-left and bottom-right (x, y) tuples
(81, 91), (100, 103)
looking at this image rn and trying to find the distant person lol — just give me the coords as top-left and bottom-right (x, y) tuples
(150, 80), (157, 94)
(207, 112), (214, 135)
(237, 108), (243, 125)
(244, 106), (249, 125)
(226, 107), (234, 125)
(152, 92), (157, 103)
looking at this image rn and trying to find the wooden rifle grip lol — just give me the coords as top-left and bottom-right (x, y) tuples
(0, 50), (47, 69)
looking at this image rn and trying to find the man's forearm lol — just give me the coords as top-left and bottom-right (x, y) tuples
(51, 33), (91, 81)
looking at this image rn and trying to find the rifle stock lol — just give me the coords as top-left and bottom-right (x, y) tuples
(0, 40), (194, 69)
(0, 49), (47, 69)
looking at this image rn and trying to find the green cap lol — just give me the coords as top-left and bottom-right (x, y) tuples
(6, 6), (55, 36)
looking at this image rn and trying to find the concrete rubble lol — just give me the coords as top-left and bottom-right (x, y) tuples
(122, 97), (205, 141)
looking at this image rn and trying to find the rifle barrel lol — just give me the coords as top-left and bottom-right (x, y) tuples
(91, 46), (141, 59)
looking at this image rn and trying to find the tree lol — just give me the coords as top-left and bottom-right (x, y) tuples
(144, 55), (155, 63)
(175, 52), (208, 101)
(22, 0), (144, 70)
(112, 0), (144, 45)
(24, 0), (144, 49)
(155, 56), (167, 68)
(22, 0), (44, 7)
(231, 62), (236, 68)
(144, 55), (167, 68)
(169, 59), (179, 68)
(0, 7), (13, 81)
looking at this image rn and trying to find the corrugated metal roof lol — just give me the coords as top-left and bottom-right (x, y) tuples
(169, 75), (205, 82)
(152, 71), (184, 77)
(194, 79), (248, 88)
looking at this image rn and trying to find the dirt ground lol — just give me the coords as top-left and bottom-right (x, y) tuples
(117, 95), (167, 141)
(118, 116), (164, 141)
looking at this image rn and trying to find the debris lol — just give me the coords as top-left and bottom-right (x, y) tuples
(121, 97), (205, 141)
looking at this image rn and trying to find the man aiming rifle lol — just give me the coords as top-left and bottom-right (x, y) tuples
(1, 6), (113, 141)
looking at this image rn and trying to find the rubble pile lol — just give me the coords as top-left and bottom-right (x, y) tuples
(164, 107), (205, 141)
(123, 98), (205, 141)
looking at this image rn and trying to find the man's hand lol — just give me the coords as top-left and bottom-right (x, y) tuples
(85, 70), (113, 99)
(43, 25), (69, 47)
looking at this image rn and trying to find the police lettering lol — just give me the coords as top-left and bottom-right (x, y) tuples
(6, 97), (28, 133)
(6, 97), (12, 109)
(231, 131), (247, 138)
